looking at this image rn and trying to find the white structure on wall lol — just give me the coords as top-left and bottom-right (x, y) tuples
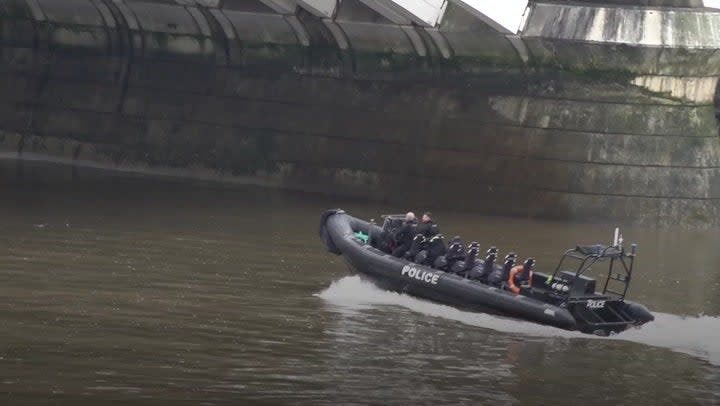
(263, 0), (530, 32)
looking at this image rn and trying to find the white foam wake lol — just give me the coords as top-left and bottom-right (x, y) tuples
(619, 312), (720, 366)
(317, 276), (720, 366)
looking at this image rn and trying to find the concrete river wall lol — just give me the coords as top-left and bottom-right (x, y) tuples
(0, 0), (719, 226)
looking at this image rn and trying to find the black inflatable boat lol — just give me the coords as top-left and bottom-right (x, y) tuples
(319, 209), (654, 335)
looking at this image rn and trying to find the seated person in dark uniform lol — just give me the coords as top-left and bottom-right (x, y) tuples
(377, 228), (395, 253)
(416, 212), (439, 238)
(391, 212), (417, 258)
(425, 234), (447, 266)
(407, 234), (427, 261)
(445, 236), (466, 270)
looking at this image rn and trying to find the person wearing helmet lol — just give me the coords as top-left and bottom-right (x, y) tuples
(508, 258), (535, 294)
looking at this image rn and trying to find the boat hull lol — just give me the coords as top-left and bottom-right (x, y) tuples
(320, 209), (654, 335)
(321, 210), (580, 330)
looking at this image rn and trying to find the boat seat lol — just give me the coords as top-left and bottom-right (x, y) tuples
(426, 234), (446, 260)
(406, 234), (427, 260)
(414, 250), (428, 265)
(446, 236), (465, 261)
(469, 247), (497, 281)
(433, 255), (448, 270)
(453, 242), (480, 277)
(489, 252), (516, 287)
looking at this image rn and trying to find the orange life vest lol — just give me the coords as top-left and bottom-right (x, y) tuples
(508, 265), (533, 294)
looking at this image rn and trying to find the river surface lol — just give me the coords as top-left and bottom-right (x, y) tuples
(0, 169), (719, 405)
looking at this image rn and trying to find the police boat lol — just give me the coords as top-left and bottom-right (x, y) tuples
(319, 209), (654, 336)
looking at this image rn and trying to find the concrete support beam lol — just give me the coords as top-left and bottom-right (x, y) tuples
(523, 3), (720, 48)
(436, 0), (527, 69)
(25, 0), (46, 21)
(571, 0), (702, 6)
(357, 0), (446, 26)
(258, 0), (297, 14)
(36, 0), (109, 52)
(297, 0), (338, 18)
(334, 19), (422, 78)
(442, 0), (511, 33)
(124, 2), (215, 61)
(221, 10), (305, 69)
(522, 2), (720, 74)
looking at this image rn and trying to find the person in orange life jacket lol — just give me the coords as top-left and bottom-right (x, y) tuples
(508, 258), (535, 294)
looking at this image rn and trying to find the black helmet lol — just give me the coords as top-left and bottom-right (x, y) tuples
(523, 258), (535, 270)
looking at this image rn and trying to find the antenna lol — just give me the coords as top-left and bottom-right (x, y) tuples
(613, 227), (619, 247)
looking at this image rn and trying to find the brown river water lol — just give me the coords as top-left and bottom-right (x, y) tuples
(0, 164), (719, 405)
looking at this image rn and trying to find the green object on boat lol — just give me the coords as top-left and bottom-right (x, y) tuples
(354, 231), (369, 243)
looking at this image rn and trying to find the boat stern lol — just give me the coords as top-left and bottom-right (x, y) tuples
(568, 297), (653, 335)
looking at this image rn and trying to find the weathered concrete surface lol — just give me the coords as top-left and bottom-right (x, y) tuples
(0, 0), (719, 226)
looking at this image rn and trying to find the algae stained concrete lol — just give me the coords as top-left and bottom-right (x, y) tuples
(0, 0), (718, 226)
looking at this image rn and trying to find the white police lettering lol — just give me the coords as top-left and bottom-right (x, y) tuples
(401, 265), (440, 285)
(586, 300), (606, 309)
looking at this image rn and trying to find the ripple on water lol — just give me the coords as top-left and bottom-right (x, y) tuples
(0, 178), (718, 404)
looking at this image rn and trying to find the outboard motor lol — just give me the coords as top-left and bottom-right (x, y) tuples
(489, 252), (516, 287)
(451, 242), (480, 277)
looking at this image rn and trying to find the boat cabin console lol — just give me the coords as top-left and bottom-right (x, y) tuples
(380, 214), (407, 235)
(525, 239), (640, 333)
